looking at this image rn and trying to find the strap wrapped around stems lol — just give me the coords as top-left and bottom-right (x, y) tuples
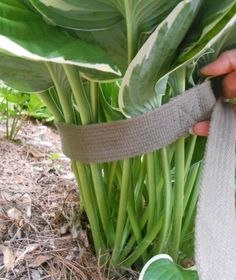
(56, 80), (236, 279)
(57, 81), (215, 164)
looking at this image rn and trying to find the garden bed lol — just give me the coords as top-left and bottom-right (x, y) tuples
(0, 121), (137, 280)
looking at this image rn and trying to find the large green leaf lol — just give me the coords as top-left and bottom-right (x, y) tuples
(139, 255), (198, 280)
(29, 0), (181, 33)
(178, 0), (235, 51)
(119, 0), (236, 116)
(176, 2), (236, 64)
(0, 0), (121, 78)
(167, 3), (236, 92)
(0, 53), (52, 92)
(28, 0), (182, 73)
(28, 0), (122, 31)
(76, 21), (128, 76)
(119, 0), (202, 117)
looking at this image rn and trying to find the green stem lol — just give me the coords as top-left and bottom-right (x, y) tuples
(72, 161), (105, 255)
(10, 116), (18, 140)
(46, 63), (105, 255)
(90, 163), (115, 245)
(90, 81), (98, 122)
(181, 165), (202, 238)
(184, 135), (197, 180)
(169, 137), (185, 261)
(126, 170), (147, 263)
(37, 91), (64, 122)
(63, 65), (114, 246)
(156, 148), (172, 253)
(6, 98), (9, 139)
(118, 208), (149, 262)
(183, 163), (200, 212)
(63, 65), (92, 124)
(147, 152), (156, 233)
(168, 67), (186, 261)
(46, 62), (75, 124)
(111, 159), (131, 265)
(124, 0), (137, 63)
(108, 161), (118, 201)
(121, 216), (163, 268)
(134, 155), (147, 213)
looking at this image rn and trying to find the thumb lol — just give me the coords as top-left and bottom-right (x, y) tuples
(201, 50), (236, 76)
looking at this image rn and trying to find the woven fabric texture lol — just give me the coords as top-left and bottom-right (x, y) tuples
(196, 100), (236, 280)
(57, 81), (215, 163)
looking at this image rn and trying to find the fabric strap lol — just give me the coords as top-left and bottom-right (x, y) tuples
(57, 81), (215, 163)
(56, 80), (236, 279)
(196, 100), (236, 280)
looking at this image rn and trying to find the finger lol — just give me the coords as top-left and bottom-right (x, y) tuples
(223, 70), (236, 98)
(193, 121), (210, 136)
(201, 50), (236, 76)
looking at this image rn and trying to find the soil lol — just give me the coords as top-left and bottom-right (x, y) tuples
(0, 121), (138, 280)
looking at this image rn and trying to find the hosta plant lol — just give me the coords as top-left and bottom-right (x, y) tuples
(0, 0), (236, 276)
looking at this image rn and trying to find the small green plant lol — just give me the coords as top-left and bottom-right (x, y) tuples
(0, 85), (53, 140)
(0, 86), (28, 140)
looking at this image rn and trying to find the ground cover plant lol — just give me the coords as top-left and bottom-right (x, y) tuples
(0, 0), (236, 277)
(0, 84), (53, 140)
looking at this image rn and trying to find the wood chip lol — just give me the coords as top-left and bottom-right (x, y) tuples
(31, 269), (41, 280)
(15, 244), (39, 263)
(7, 208), (22, 223)
(30, 255), (52, 268)
(0, 245), (15, 271)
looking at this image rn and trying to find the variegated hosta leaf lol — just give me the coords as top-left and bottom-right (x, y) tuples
(179, 0), (235, 50)
(119, 0), (202, 117)
(28, 0), (182, 73)
(29, 0), (181, 33)
(120, 0), (236, 116)
(29, 0), (122, 31)
(0, 0), (121, 83)
(222, 22), (236, 50)
(0, 53), (52, 92)
(139, 255), (198, 280)
(76, 21), (128, 76)
(166, 2), (236, 92)
(176, 2), (236, 64)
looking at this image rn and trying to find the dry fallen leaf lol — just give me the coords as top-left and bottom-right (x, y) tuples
(30, 255), (52, 268)
(24, 144), (46, 158)
(21, 193), (32, 218)
(7, 208), (22, 223)
(0, 245), (15, 271)
(31, 269), (41, 280)
(15, 244), (39, 264)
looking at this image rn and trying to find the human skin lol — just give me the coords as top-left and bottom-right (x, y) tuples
(193, 50), (236, 136)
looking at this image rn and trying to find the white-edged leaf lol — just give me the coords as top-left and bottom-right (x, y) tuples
(165, 3), (236, 94)
(119, 0), (202, 117)
(119, 1), (236, 116)
(176, 3), (236, 64)
(0, 0), (121, 77)
(29, 0), (122, 31)
(29, 0), (181, 34)
(0, 53), (52, 92)
(139, 254), (198, 280)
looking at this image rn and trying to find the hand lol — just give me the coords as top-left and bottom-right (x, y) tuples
(193, 50), (236, 136)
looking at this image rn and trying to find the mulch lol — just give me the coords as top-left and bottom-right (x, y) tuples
(0, 121), (138, 280)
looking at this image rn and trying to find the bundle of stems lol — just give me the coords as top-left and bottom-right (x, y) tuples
(39, 62), (202, 268)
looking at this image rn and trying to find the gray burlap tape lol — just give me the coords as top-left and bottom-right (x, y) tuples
(57, 81), (216, 163)
(196, 100), (236, 280)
